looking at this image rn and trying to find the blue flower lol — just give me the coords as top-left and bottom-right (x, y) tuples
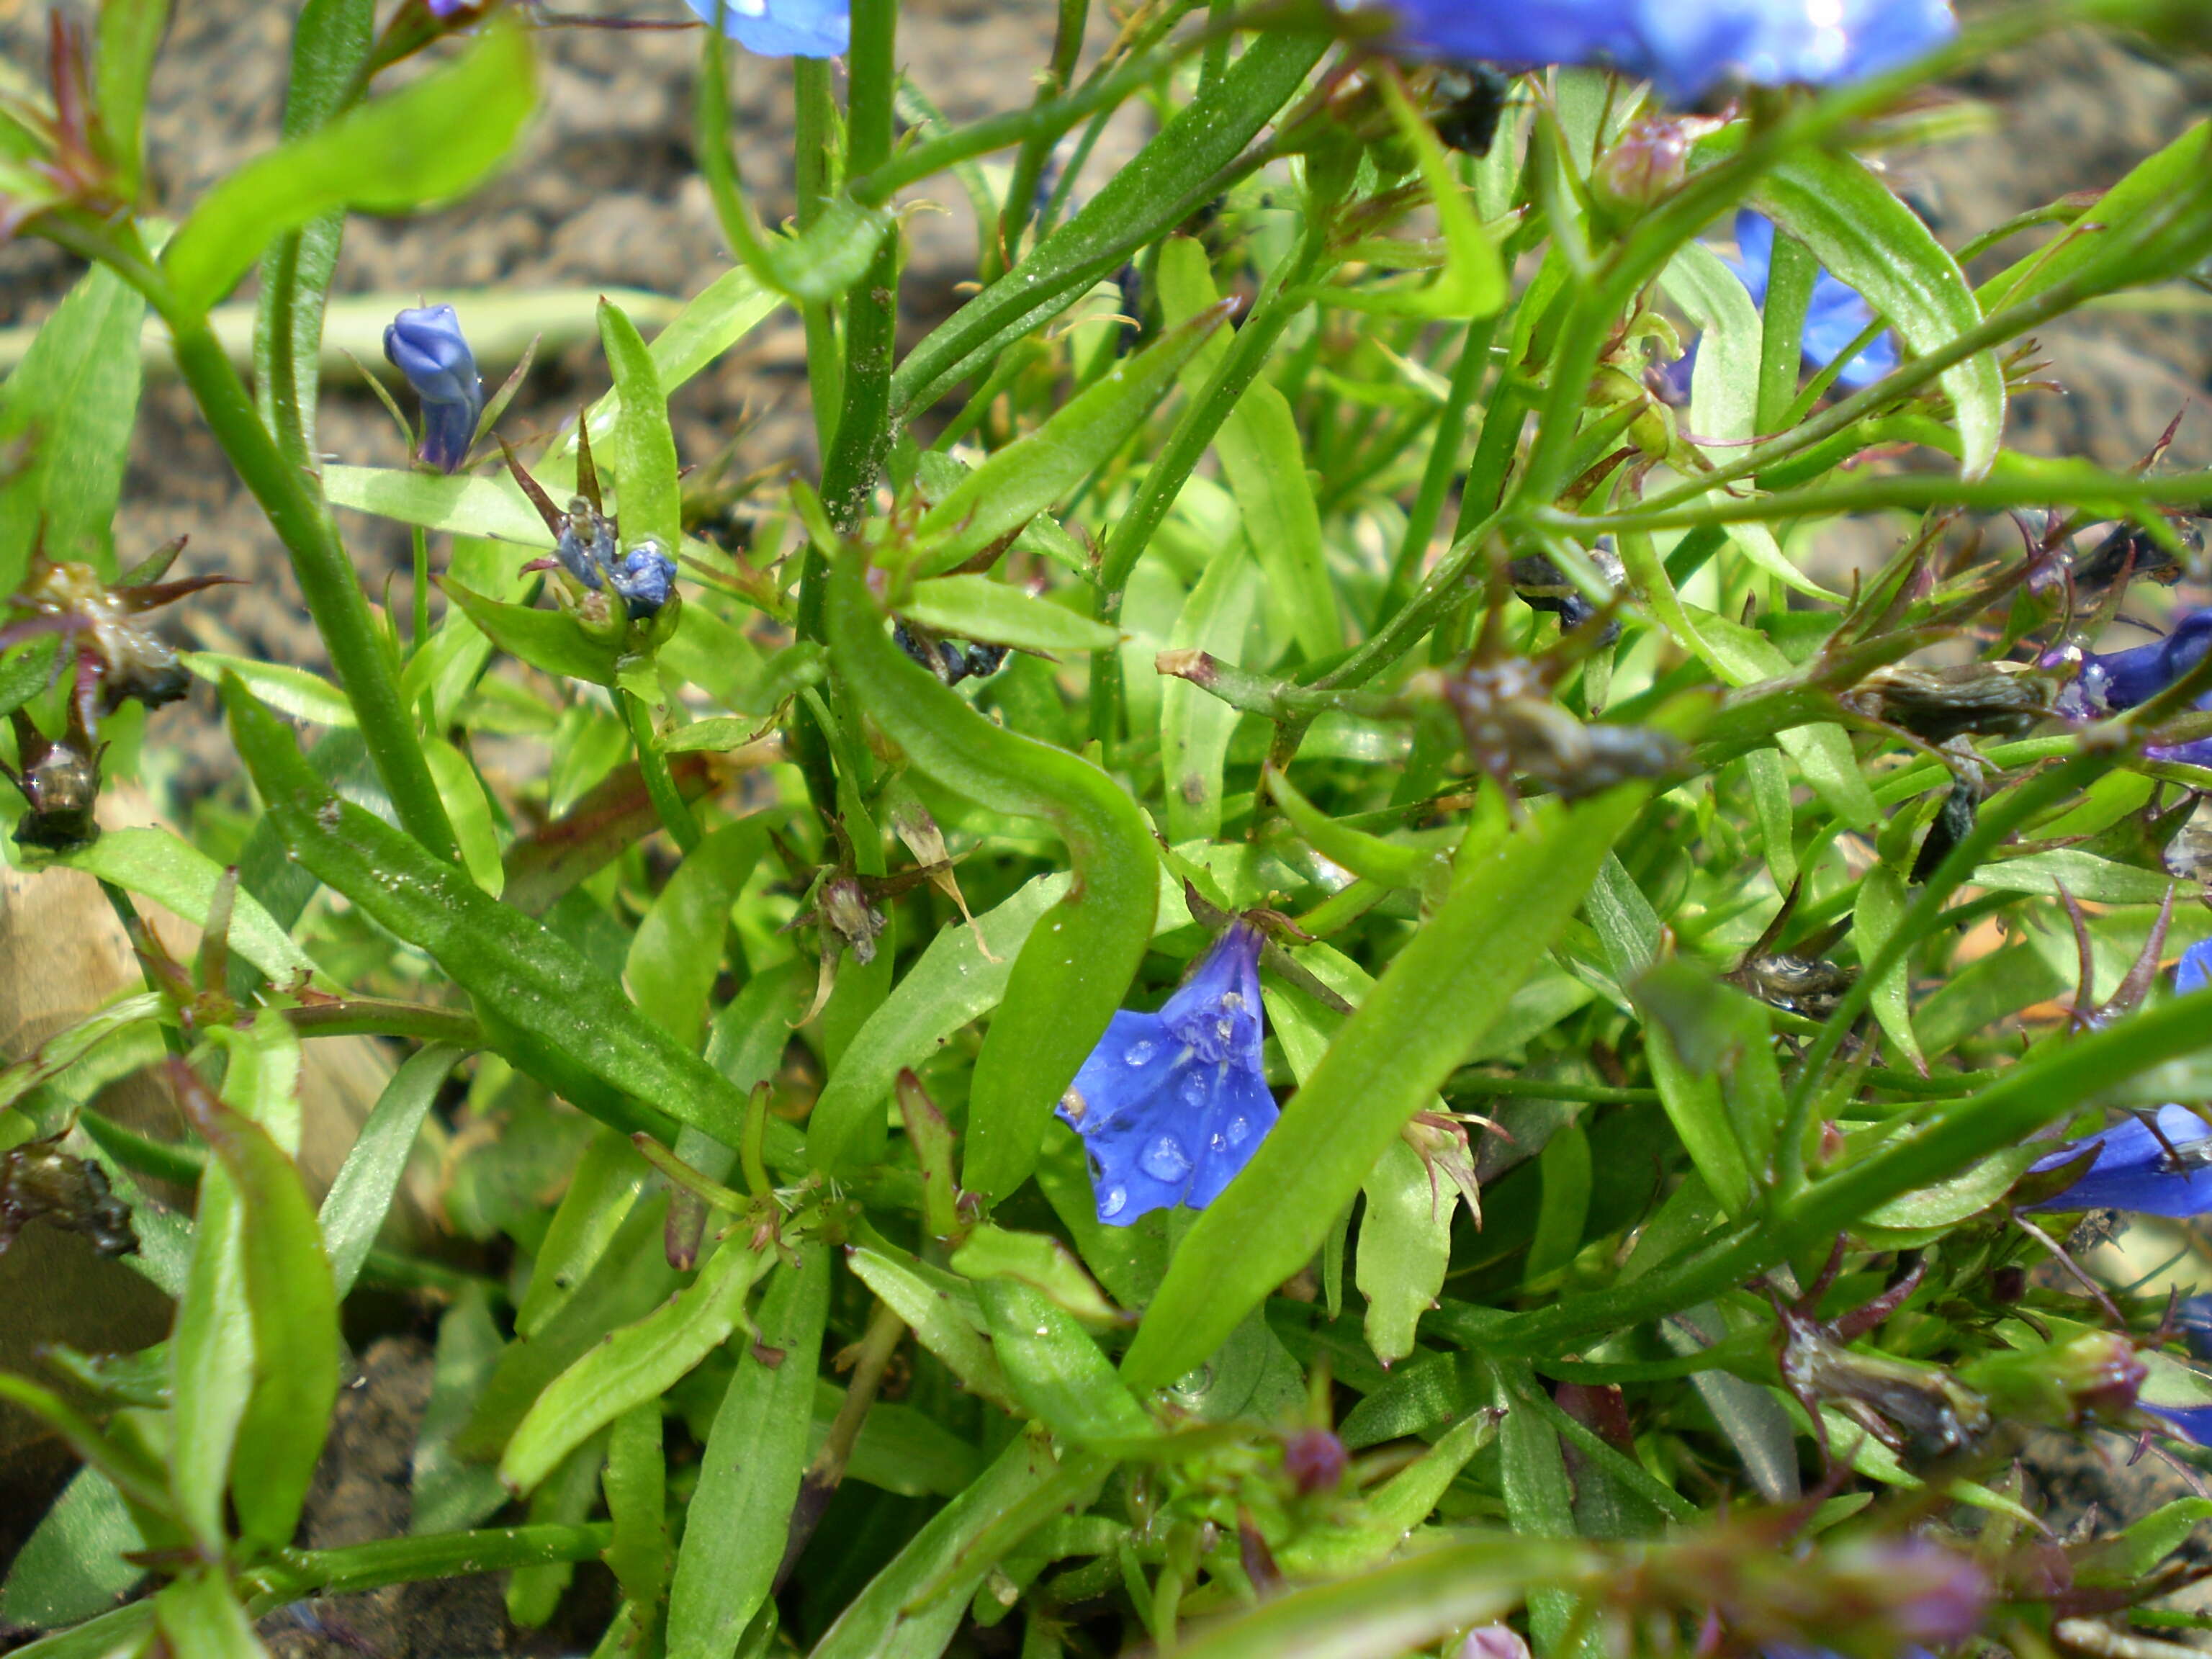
(1054, 920), (1278, 1227)
(2026, 1104), (2212, 1218)
(383, 305), (483, 474)
(2046, 607), (2212, 766)
(606, 539), (678, 621)
(1375, 0), (1955, 105)
(1727, 211), (1897, 390)
(685, 0), (848, 58)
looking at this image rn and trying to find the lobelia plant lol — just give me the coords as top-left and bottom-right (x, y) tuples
(10, 0), (2212, 1655)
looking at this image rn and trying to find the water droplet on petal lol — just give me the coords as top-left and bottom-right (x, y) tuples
(1125, 1039), (1155, 1066)
(1101, 1184), (1128, 1218)
(1181, 1073), (1208, 1107)
(1141, 1134), (1191, 1181)
(1209, 1132), (1226, 1152)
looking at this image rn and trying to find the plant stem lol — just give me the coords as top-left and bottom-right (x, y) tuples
(164, 315), (457, 861)
(794, 57), (844, 457)
(993, 0), (1090, 282)
(624, 689), (703, 853)
(241, 1523), (613, 1611)
(798, 0), (901, 644)
(1381, 315), (1496, 618)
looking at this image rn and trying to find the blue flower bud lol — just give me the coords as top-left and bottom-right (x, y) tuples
(1367, 0), (1954, 105)
(607, 538), (678, 621)
(685, 0), (848, 58)
(382, 305), (483, 474)
(1054, 920), (1277, 1227)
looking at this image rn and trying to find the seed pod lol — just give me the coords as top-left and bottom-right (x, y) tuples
(1844, 661), (2057, 743)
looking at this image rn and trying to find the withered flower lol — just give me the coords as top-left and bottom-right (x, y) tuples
(1, 1138), (138, 1258)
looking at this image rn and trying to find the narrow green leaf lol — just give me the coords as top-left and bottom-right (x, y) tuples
(1750, 151), (2006, 479)
(181, 651), (356, 727)
(153, 1570), (260, 1659)
(599, 300), (682, 557)
(441, 579), (624, 688)
(601, 1404), (668, 1621)
(848, 1235), (1019, 1413)
(423, 736), (504, 896)
(665, 1243), (830, 1659)
(516, 1128), (650, 1340)
(1854, 865), (1927, 1074)
(1123, 788), (1645, 1392)
(58, 828), (320, 987)
(1156, 237), (1339, 662)
(93, 0), (168, 198)
(1492, 1359), (1583, 1654)
(976, 1280), (1153, 1445)
(0, 1466), (145, 1629)
(174, 1066), (338, 1553)
(1524, 1119), (1592, 1285)
(0, 1376), (170, 1521)
(319, 1043), (461, 1298)
(950, 1223), (1125, 1329)
(163, 20), (537, 312)
(166, 1164), (250, 1552)
(502, 1229), (773, 1493)
(902, 577), (1118, 652)
(624, 820), (764, 1053)
(0, 263), (145, 588)
(1161, 538), (1258, 844)
(410, 1285), (511, 1534)
(1357, 1139), (1453, 1367)
(809, 1435), (1110, 1659)
(223, 678), (760, 1147)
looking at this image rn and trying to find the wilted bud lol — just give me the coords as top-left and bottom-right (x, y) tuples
(1843, 662), (2058, 743)
(1431, 64), (1509, 156)
(1961, 1331), (2145, 1427)
(1, 1141), (138, 1257)
(819, 876), (887, 966)
(554, 496), (619, 593)
(6, 709), (100, 853)
(607, 538), (678, 621)
(1282, 1428), (1347, 1495)
(384, 304), (484, 473)
(1727, 951), (1854, 1020)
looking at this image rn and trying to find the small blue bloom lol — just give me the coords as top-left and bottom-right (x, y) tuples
(2027, 1103), (2212, 1218)
(685, 0), (848, 58)
(2145, 1401), (2212, 1444)
(607, 539), (678, 621)
(1373, 0), (1955, 105)
(1055, 920), (1278, 1227)
(2172, 1293), (2212, 1362)
(2046, 607), (2212, 766)
(1727, 211), (1897, 390)
(383, 305), (483, 474)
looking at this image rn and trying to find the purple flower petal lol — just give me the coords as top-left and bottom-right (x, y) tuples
(383, 305), (482, 475)
(684, 0), (848, 58)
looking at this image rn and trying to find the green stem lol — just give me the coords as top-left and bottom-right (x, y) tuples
(240, 1523), (613, 1611)
(1381, 315), (1497, 617)
(798, 0), (900, 644)
(993, 0), (1090, 282)
(282, 997), (485, 1046)
(624, 690), (703, 853)
(165, 315), (457, 861)
(795, 58), (844, 457)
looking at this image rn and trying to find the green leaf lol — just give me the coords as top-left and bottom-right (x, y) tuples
(1980, 123), (2212, 311)
(976, 1279), (1153, 1445)
(0, 264), (146, 588)
(902, 577), (1118, 652)
(1161, 538), (1259, 844)
(502, 1229), (773, 1493)
(1357, 1138), (1454, 1366)
(163, 20), (537, 312)
(180, 650), (356, 727)
(1656, 242), (1839, 602)
(410, 1285), (511, 1534)
(0, 1376), (170, 1522)
(1492, 1358), (1583, 1653)
(1632, 962), (1756, 1218)
(809, 871), (1067, 1173)
(952, 1223), (1125, 1330)
(1969, 849), (2177, 905)
(94, 0), (168, 198)
(808, 1436), (1110, 1659)
(0, 1467), (145, 1629)
(1279, 1408), (1501, 1577)
(153, 1570), (260, 1659)
(665, 1243), (830, 1659)
(599, 300), (682, 557)
(1854, 865), (1926, 1074)
(166, 1162), (251, 1552)
(222, 678), (763, 1148)
(1524, 1118), (1593, 1285)
(441, 579), (625, 688)
(827, 544), (1157, 1204)
(848, 1232), (1018, 1412)
(174, 1064), (339, 1552)
(319, 1043), (462, 1298)
(1749, 150), (2006, 480)
(58, 828), (320, 987)
(601, 1403), (668, 1620)
(424, 735), (505, 896)
(624, 821), (764, 1053)
(1156, 237), (1340, 662)
(1300, 74), (1506, 320)
(913, 299), (1235, 574)
(1121, 787), (1645, 1393)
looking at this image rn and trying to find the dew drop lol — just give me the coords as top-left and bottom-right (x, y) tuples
(1141, 1134), (1192, 1181)
(1226, 1115), (1251, 1146)
(1124, 1038), (1156, 1067)
(1208, 1132), (1226, 1152)
(1100, 1184), (1128, 1218)
(1180, 1073), (1208, 1107)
